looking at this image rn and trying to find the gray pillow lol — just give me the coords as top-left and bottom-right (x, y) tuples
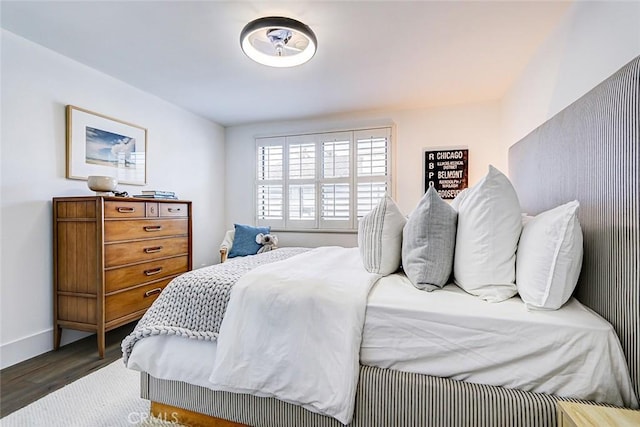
(402, 186), (457, 290)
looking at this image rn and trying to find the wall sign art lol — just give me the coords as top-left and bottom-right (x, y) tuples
(423, 147), (468, 199)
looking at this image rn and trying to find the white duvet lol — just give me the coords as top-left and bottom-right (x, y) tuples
(128, 251), (639, 419)
(208, 247), (380, 424)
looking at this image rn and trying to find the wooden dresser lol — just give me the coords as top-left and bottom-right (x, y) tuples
(53, 196), (192, 357)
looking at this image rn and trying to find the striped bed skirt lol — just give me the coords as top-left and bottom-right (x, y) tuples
(141, 365), (593, 426)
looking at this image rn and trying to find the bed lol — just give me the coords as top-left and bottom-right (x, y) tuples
(124, 55), (640, 426)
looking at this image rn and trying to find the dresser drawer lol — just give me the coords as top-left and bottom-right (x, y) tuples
(104, 218), (188, 241)
(104, 201), (146, 218)
(145, 202), (159, 217)
(159, 203), (189, 217)
(105, 278), (173, 322)
(105, 255), (189, 293)
(104, 236), (189, 267)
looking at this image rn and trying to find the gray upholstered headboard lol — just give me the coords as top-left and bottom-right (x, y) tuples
(509, 56), (639, 403)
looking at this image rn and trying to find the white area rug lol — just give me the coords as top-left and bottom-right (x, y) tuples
(1, 359), (178, 427)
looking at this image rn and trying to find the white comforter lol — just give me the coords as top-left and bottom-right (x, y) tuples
(129, 270), (638, 413)
(208, 247), (380, 424)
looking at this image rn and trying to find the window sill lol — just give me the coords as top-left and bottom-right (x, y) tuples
(271, 228), (357, 234)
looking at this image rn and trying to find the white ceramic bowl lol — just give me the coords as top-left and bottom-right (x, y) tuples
(87, 175), (118, 192)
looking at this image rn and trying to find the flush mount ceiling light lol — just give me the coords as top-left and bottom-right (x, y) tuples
(240, 16), (317, 67)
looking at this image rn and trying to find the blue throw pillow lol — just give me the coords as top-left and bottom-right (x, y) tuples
(227, 224), (271, 258)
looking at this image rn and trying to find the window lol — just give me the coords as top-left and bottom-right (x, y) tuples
(256, 127), (392, 231)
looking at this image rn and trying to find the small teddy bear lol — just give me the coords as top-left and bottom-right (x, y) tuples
(255, 233), (279, 254)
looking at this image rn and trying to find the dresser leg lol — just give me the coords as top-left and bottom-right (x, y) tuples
(97, 330), (105, 359)
(54, 325), (62, 350)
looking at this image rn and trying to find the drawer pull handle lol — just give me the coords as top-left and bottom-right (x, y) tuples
(117, 207), (136, 213)
(168, 207), (181, 213)
(144, 267), (163, 276)
(143, 225), (163, 232)
(144, 246), (163, 254)
(144, 288), (163, 297)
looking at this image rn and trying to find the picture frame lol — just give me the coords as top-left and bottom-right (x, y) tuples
(66, 105), (147, 185)
(423, 146), (468, 199)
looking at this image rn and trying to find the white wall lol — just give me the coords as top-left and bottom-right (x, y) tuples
(225, 2), (640, 250)
(0, 30), (226, 368)
(225, 101), (503, 248)
(503, 1), (640, 146)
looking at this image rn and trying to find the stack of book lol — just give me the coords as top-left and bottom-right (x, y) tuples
(133, 190), (178, 200)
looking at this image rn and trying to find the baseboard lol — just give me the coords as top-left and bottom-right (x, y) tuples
(0, 328), (91, 369)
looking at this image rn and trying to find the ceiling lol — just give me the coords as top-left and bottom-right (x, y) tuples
(1, 1), (572, 127)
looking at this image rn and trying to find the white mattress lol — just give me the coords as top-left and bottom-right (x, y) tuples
(127, 273), (638, 408)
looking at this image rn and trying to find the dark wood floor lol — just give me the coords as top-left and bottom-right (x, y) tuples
(0, 323), (135, 417)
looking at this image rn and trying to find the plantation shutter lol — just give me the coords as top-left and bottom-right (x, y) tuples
(256, 137), (284, 228)
(287, 135), (317, 229)
(355, 128), (391, 219)
(319, 132), (352, 229)
(255, 127), (392, 231)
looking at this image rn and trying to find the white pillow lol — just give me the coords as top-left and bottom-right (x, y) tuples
(453, 165), (522, 302)
(521, 213), (534, 226)
(450, 188), (469, 211)
(358, 195), (406, 276)
(516, 200), (583, 310)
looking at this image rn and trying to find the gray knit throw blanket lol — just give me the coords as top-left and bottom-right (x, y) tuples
(121, 247), (309, 364)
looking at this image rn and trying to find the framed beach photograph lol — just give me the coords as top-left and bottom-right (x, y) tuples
(66, 105), (147, 185)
